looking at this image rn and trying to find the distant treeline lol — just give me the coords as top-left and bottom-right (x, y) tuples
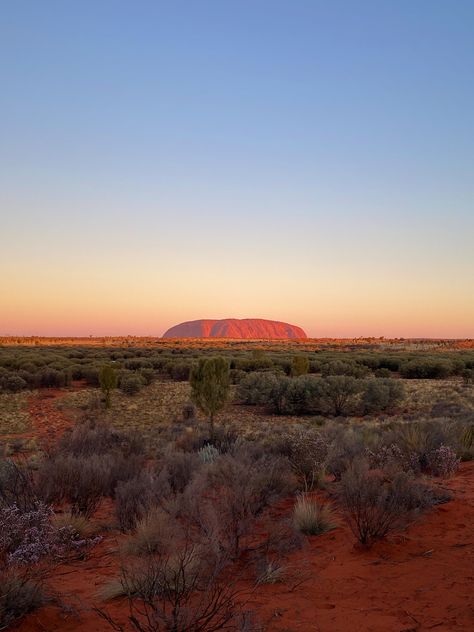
(0, 345), (473, 394)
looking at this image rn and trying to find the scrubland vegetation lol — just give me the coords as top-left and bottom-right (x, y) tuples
(0, 339), (473, 630)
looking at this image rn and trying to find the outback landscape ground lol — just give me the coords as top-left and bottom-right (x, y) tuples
(0, 338), (473, 632)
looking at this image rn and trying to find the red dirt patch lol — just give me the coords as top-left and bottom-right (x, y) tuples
(14, 463), (474, 632)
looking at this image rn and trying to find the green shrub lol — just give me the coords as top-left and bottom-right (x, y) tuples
(291, 355), (309, 377)
(120, 373), (145, 395)
(362, 379), (405, 414)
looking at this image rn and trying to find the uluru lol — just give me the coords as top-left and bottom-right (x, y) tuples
(162, 318), (307, 339)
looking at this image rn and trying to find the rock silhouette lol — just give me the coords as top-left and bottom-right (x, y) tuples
(162, 318), (307, 339)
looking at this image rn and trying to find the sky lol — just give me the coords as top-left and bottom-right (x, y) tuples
(1, 0), (473, 338)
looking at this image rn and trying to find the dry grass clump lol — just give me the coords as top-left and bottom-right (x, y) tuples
(51, 511), (98, 539)
(293, 496), (337, 535)
(122, 508), (177, 557)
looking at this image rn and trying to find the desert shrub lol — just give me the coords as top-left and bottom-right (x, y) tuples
(320, 376), (362, 416)
(281, 376), (323, 415)
(156, 452), (200, 496)
(261, 375), (288, 414)
(98, 540), (254, 632)
(272, 357), (292, 375)
(1, 374), (28, 392)
(374, 367), (392, 378)
(185, 452), (295, 558)
(283, 428), (328, 490)
(462, 369), (473, 385)
(339, 460), (443, 546)
(181, 402), (196, 421)
(0, 500), (99, 629)
(57, 420), (145, 459)
(236, 372), (279, 405)
(460, 424), (474, 460)
(325, 428), (366, 480)
(124, 358), (153, 371)
(0, 460), (37, 511)
(293, 496), (337, 535)
(426, 445), (460, 477)
(115, 474), (156, 532)
(120, 373), (145, 395)
(393, 421), (460, 474)
(235, 356), (274, 372)
(291, 355), (309, 377)
(0, 570), (45, 630)
(38, 368), (70, 388)
(139, 368), (155, 385)
(252, 520), (304, 586)
(400, 359), (454, 379)
(169, 361), (194, 381)
(321, 360), (369, 378)
(361, 378), (405, 414)
(123, 508), (178, 557)
(82, 366), (100, 386)
(174, 424), (239, 454)
(366, 442), (419, 473)
(38, 454), (111, 518)
(37, 444), (142, 519)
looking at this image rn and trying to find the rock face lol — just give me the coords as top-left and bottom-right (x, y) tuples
(162, 318), (307, 339)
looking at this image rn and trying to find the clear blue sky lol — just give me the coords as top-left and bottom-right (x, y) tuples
(1, 1), (473, 337)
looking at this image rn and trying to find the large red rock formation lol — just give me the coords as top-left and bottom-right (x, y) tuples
(162, 318), (307, 339)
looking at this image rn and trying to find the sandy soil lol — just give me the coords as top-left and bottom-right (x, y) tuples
(10, 387), (474, 632)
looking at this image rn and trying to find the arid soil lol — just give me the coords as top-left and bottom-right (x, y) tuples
(2, 385), (472, 632)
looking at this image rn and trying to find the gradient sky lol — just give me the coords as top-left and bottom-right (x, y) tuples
(1, 1), (473, 338)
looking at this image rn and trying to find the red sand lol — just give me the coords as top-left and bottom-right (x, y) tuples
(14, 462), (474, 632)
(9, 387), (474, 631)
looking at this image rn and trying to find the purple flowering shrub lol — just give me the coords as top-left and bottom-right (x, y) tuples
(0, 501), (101, 628)
(426, 445), (460, 478)
(0, 502), (101, 567)
(367, 441), (460, 479)
(366, 443), (420, 474)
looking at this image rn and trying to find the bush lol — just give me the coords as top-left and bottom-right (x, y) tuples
(291, 355), (309, 377)
(322, 360), (369, 378)
(283, 428), (328, 490)
(115, 474), (155, 532)
(293, 496), (337, 535)
(169, 361), (194, 381)
(339, 460), (441, 546)
(236, 372), (279, 406)
(98, 538), (254, 632)
(321, 376), (361, 416)
(361, 378), (405, 414)
(185, 452), (296, 558)
(38, 455), (111, 518)
(1, 374), (28, 392)
(0, 571), (45, 629)
(120, 373), (145, 395)
(426, 445), (460, 478)
(123, 507), (177, 557)
(400, 359), (454, 379)
(156, 451), (200, 496)
(0, 460), (37, 511)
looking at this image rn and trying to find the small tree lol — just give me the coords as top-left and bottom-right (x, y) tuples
(321, 375), (361, 416)
(190, 357), (230, 436)
(99, 365), (117, 409)
(291, 355), (309, 377)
